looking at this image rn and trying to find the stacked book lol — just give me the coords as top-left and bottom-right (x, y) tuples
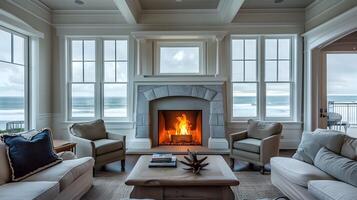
(148, 153), (177, 168)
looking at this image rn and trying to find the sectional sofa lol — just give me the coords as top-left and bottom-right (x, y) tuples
(0, 141), (94, 200)
(271, 129), (357, 200)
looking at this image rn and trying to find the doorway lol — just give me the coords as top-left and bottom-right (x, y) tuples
(321, 53), (357, 134)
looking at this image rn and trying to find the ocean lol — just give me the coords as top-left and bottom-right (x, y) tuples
(1, 95), (357, 131)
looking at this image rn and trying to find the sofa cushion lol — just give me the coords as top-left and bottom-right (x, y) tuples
(0, 141), (10, 185)
(24, 157), (94, 191)
(292, 131), (345, 164)
(271, 157), (334, 187)
(94, 139), (124, 156)
(0, 181), (59, 200)
(247, 119), (282, 140)
(308, 180), (357, 200)
(3, 129), (62, 181)
(70, 119), (107, 140)
(233, 138), (261, 153)
(341, 136), (357, 160)
(314, 147), (357, 187)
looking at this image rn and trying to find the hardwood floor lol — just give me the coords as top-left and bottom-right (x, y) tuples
(81, 150), (295, 200)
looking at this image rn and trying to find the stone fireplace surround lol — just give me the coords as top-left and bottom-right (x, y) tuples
(134, 84), (228, 149)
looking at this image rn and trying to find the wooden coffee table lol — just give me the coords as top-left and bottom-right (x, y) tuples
(125, 155), (239, 200)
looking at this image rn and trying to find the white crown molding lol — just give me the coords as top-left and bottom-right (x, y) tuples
(131, 31), (227, 40)
(304, 0), (357, 30)
(6, 0), (52, 24)
(0, 9), (44, 38)
(30, 0), (52, 12)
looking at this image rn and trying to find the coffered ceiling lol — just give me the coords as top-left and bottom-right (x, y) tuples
(39, 0), (117, 10)
(242, 0), (315, 9)
(139, 0), (220, 10)
(32, 0), (315, 25)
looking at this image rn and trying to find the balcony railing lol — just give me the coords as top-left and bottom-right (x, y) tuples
(328, 101), (357, 126)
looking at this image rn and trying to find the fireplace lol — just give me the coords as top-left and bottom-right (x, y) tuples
(158, 110), (202, 146)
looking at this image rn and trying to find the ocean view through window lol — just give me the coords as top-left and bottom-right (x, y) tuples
(231, 36), (294, 121)
(0, 27), (28, 133)
(68, 38), (128, 120)
(327, 53), (357, 125)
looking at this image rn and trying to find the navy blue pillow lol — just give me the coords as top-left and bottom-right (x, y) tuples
(3, 129), (62, 181)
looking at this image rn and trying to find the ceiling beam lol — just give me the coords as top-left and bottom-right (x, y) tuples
(113, 0), (141, 24)
(218, 0), (245, 23)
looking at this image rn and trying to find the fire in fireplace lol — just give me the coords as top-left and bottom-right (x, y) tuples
(158, 110), (202, 145)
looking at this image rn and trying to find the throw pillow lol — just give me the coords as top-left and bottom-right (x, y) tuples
(70, 119), (107, 140)
(292, 131), (345, 164)
(247, 119), (282, 140)
(314, 147), (357, 187)
(341, 136), (357, 160)
(3, 129), (62, 181)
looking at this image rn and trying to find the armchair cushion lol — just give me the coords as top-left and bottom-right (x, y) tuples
(247, 119), (282, 140)
(94, 139), (124, 156)
(70, 119), (107, 141)
(233, 138), (261, 153)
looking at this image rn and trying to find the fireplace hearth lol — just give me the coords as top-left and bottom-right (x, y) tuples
(158, 110), (202, 146)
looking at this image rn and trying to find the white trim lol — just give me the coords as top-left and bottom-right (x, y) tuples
(208, 137), (229, 149)
(0, 9), (44, 38)
(303, 6), (357, 131)
(5, 0), (51, 25)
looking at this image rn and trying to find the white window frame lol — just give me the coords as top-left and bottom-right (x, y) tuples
(230, 35), (296, 122)
(154, 40), (206, 75)
(0, 26), (29, 131)
(67, 37), (129, 122)
(230, 36), (260, 121)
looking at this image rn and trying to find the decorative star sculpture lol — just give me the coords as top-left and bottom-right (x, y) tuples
(179, 149), (209, 174)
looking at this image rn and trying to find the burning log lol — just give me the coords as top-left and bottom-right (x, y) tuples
(171, 135), (192, 144)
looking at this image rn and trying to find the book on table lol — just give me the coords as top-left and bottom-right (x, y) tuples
(149, 153), (177, 168)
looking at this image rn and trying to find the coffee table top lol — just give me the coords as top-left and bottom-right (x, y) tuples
(125, 155), (239, 186)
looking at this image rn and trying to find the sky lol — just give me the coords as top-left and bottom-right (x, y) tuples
(327, 53), (357, 96)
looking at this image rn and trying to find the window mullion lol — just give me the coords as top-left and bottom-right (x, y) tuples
(260, 36), (266, 120)
(96, 38), (102, 119)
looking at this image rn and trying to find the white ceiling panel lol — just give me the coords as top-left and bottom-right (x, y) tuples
(242, 0), (315, 9)
(39, 0), (117, 10)
(139, 0), (221, 10)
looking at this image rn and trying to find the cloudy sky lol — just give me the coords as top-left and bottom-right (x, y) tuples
(327, 54), (357, 96)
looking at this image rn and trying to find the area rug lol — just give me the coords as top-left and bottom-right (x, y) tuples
(82, 170), (284, 200)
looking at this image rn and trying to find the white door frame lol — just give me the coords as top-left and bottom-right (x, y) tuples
(303, 6), (357, 131)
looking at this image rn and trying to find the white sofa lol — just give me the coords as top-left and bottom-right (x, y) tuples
(0, 141), (95, 200)
(271, 131), (357, 200)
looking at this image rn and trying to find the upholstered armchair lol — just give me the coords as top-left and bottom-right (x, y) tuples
(69, 119), (126, 171)
(230, 119), (282, 174)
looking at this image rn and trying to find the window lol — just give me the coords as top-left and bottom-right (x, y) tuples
(231, 36), (294, 121)
(264, 38), (292, 118)
(68, 38), (128, 120)
(0, 27), (28, 133)
(103, 40), (128, 118)
(155, 41), (205, 75)
(231, 38), (258, 118)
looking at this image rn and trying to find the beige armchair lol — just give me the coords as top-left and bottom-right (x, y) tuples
(230, 119), (282, 174)
(69, 119), (126, 171)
